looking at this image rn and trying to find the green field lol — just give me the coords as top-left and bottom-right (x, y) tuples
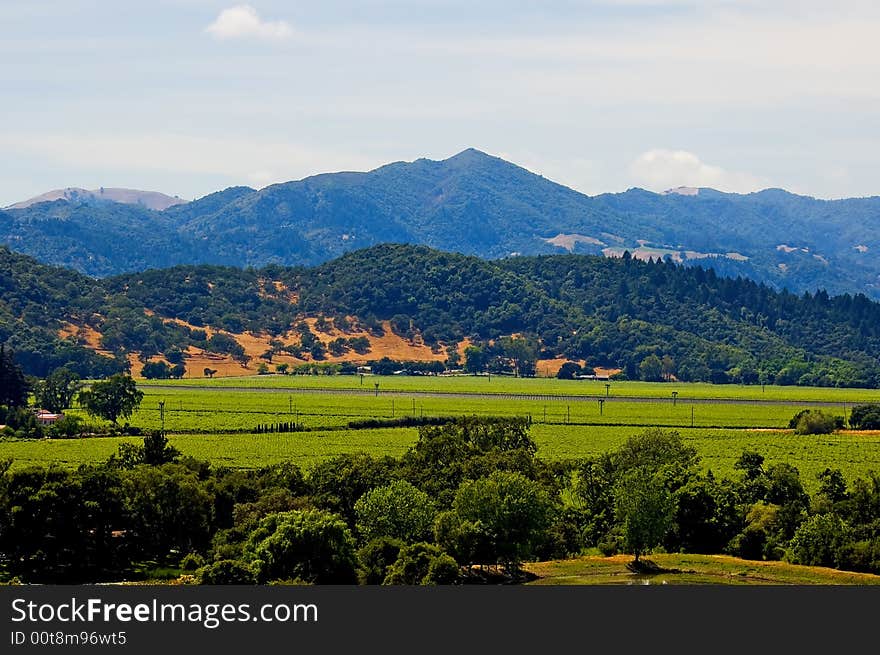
(138, 374), (880, 403)
(524, 553), (880, 585)
(123, 387), (811, 432)
(3, 427), (879, 492)
(3, 378), (879, 491)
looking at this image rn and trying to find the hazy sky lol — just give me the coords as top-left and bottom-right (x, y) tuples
(2, 0), (879, 206)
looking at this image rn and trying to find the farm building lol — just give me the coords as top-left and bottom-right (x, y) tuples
(35, 410), (65, 425)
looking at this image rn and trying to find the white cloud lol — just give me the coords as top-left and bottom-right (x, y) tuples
(0, 132), (381, 189)
(630, 149), (765, 193)
(205, 5), (293, 41)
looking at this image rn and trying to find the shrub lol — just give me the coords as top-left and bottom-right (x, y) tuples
(243, 510), (358, 584)
(180, 553), (205, 571)
(197, 559), (255, 585)
(382, 542), (459, 585)
(789, 410), (841, 435)
(357, 537), (404, 585)
(849, 404), (880, 430)
(787, 513), (852, 568)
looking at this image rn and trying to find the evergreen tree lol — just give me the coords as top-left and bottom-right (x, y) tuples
(0, 346), (29, 408)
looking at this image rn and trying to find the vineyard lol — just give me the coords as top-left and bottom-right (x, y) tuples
(2, 376), (879, 492)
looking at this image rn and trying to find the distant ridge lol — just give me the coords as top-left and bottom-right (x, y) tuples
(1, 149), (879, 299)
(7, 187), (188, 211)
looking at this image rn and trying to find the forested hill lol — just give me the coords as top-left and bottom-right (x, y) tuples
(2, 243), (880, 387)
(2, 149), (879, 299)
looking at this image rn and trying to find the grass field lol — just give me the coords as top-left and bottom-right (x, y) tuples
(123, 387), (836, 432)
(3, 425), (878, 492)
(524, 554), (880, 585)
(138, 374), (880, 403)
(2, 377), (878, 491)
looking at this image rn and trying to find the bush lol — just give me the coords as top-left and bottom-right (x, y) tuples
(556, 362), (581, 380)
(357, 537), (404, 585)
(789, 410), (841, 435)
(180, 553), (205, 571)
(849, 404), (880, 430)
(197, 559), (255, 585)
(787, 513), (852, 568)
(243, 510), (358, 584)
(383, 542), (460, 585)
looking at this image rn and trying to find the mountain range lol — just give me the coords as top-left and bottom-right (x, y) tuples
(1, 149), (878, 298)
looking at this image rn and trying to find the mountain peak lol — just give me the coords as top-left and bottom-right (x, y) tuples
(6, 187), (188, 211)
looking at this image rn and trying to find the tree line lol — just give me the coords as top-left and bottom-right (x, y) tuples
(2, 415), (879, 585)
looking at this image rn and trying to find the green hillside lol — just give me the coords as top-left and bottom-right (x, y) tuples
(2, 243), (879, 387)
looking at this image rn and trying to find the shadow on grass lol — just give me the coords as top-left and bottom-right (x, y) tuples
(625, 559), (681, 575)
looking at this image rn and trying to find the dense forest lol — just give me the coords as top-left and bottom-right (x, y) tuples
(2, 243), (880, 386)
(1, 419), (878, 584)
(3, 149), (879, 299)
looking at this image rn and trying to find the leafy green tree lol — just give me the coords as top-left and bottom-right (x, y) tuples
(348, 336), (371, 354)
(556, 361), (581, 380)
(787, 513), (852, 568)
(308, 453), (397, 524)
(243, 509), (358, 584)
(354, 480), (437, 543)
(639, 354), (663, 382)
(661, 355), (676, 381)
(0, 465), (127, 582)
(357, 536), (404, 584)
(670, 475), (740, 554)
(143, 431), (181, 466)
(79, 374), (144, 424)
(816, 468), (848, 504)
(614, 468), (672, 563)
(382, 542), (459, 585)
(499, 336), (538, 377)
(463, 346), (487, 374)
(0, 345), (29, 408)
(328, 338), (349, 356)
(399, 416), (539, 507)
(447, 471), (553, 571)
(36, 367), (80, 412)
(849, 404), (880, 430)
(727, 501), (782, 560)
(141, 361), (172, 379)
(120, 463), (214, 561)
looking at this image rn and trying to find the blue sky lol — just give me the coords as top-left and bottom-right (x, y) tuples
(2, 1), (879, 205)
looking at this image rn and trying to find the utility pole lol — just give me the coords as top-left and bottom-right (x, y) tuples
(158, 400), (166, 435)
(374, 382), (380, 397)
(672, 391), (678, 406)
(598, 398), (605, 415)
(605, 383), (611, 398)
